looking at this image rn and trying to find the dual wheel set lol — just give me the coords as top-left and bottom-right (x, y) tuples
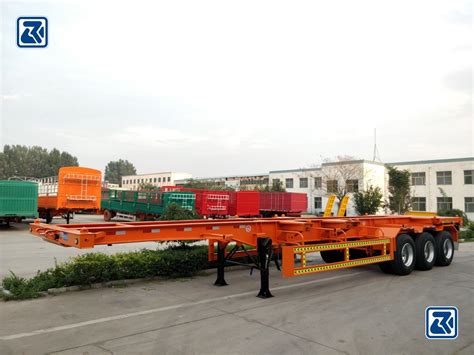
(319, 230), (455, 275)
(378, 231), (454, 275)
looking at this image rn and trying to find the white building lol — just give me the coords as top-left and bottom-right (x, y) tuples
(269, 157), (474, 218)
(389, 157), (474, 220)
(121, 172), (192, 190)
(269, 160), (386, 215)
(175, 174), (269, 190)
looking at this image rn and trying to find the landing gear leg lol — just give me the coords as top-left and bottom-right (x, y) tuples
(214, 242), (228, 286)
(257, 237), (274, 298)
(66, 211), (71, 224)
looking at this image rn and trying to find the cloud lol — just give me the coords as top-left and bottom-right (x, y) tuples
(443, 68), (473, 95)
(2, 95), (20, 101)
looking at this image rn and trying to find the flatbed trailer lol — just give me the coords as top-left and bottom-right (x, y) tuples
(30, 215), (461, 297)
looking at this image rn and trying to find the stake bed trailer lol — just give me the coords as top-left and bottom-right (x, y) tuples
(30, 215), (461, 298)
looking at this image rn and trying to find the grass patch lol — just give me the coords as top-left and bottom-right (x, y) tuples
(1, 245), (211, 301)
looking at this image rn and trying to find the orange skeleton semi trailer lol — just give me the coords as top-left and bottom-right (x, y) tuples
(30, 215), (461, 297)
(36, 167), (102, 224)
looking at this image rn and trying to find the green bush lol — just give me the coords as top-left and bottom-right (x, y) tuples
(460, 223), (474, 241)
(1, 245), (211, 301)
(438, 209), (469, 226)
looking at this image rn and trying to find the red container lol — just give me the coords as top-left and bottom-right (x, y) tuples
(185, 189), (230, 216)
(228, 191), (260, 216)
(259, 192), (307, 215)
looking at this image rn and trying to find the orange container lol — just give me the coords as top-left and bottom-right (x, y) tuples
(37, 167), (102, 222)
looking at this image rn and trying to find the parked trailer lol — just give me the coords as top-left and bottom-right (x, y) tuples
(183, 188), (230, 218)
(0, 180), (38, 226)
(228, 191), (260, 217)
(259, 192), (308, 216)
(36, 167), (102, 224)
(101, 189), (196, 221)
(30, 215), (461, 297)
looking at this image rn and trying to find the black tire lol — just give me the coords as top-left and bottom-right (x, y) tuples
(434, 231), (454, 266)
(45, 210), (53, 224)
(415, 232), (436, 270)
(103, 209), (112, 222)
(320, 250), (344, 263)
(382, 234), (416, 276)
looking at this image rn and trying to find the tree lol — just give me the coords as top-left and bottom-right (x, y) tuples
(385, 166), (411, 214)
(159, 203), (200, 221)
(254, 180), (286, 192)
(353, 185), (383, 215)
(138, 182), (158, 191)
(0, 145), (79, 179)
(104, 159), (137, 185)
(183, 179), (234, 191)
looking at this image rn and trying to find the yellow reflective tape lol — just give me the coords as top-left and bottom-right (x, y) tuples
(294, 239), (390, 252)
(293, 255), (392, 275)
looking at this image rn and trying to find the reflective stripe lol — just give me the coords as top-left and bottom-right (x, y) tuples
(294, 255), (392, 275)
(294, 239), (390, 252)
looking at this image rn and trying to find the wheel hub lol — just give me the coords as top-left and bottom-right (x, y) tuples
(401, 243), (414, 267)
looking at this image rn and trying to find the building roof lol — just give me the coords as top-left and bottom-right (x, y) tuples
(269, 167), (321, 174)
(270, 160), (385, 174)
(175, 173), (268, 182)
(388, 157), (474, 166)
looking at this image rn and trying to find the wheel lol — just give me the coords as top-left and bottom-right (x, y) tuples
(320, 250), (344, 263)
(103, 209), (112, 222)
(434, 231), (454, 266)
(380, 234), (416, 275)
(415, 232), (436, 270)
(45, 210), (53, 224)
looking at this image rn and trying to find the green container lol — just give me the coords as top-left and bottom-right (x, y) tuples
(163, 192), (195, 211)
(101, 190), (196, 217)
(0, 180), (38, 218)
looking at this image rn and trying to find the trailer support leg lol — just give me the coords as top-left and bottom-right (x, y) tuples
(257, 237), (273, 298)
(214, 242), (228, 286)
(66, 211), (71, 224)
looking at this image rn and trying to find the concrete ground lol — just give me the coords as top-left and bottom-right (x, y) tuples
(0, 217), (473, 354)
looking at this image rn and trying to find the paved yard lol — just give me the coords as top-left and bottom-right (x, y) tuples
(0, 229), (473, 354)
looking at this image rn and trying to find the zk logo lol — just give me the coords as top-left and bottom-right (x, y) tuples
(17, 17), (48, 48)
(425, 306), (458, 339)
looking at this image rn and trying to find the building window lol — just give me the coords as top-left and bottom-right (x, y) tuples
(299, 178), (308, 188)
(158, 177), (161, 182)
(346, 179), (359, 193)
(168, 177), (171, 182)
(314, 197), (322, 209)
(285, 178), (294, 188)
(465, 197), (474, 213)
(314, 177), (322, 189)
(411, 172), (426, 186)
(465, 170), (473, 184)
(436, 171), (452, 185)
(154, 178), (157, 183)
(272, 179), (281, 188)
(327, 180), (338, 193)
(437, 197), (453, 212)
(412, 197), (426, 211)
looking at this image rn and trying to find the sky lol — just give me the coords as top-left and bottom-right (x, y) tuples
(1, 0), (472, 177)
